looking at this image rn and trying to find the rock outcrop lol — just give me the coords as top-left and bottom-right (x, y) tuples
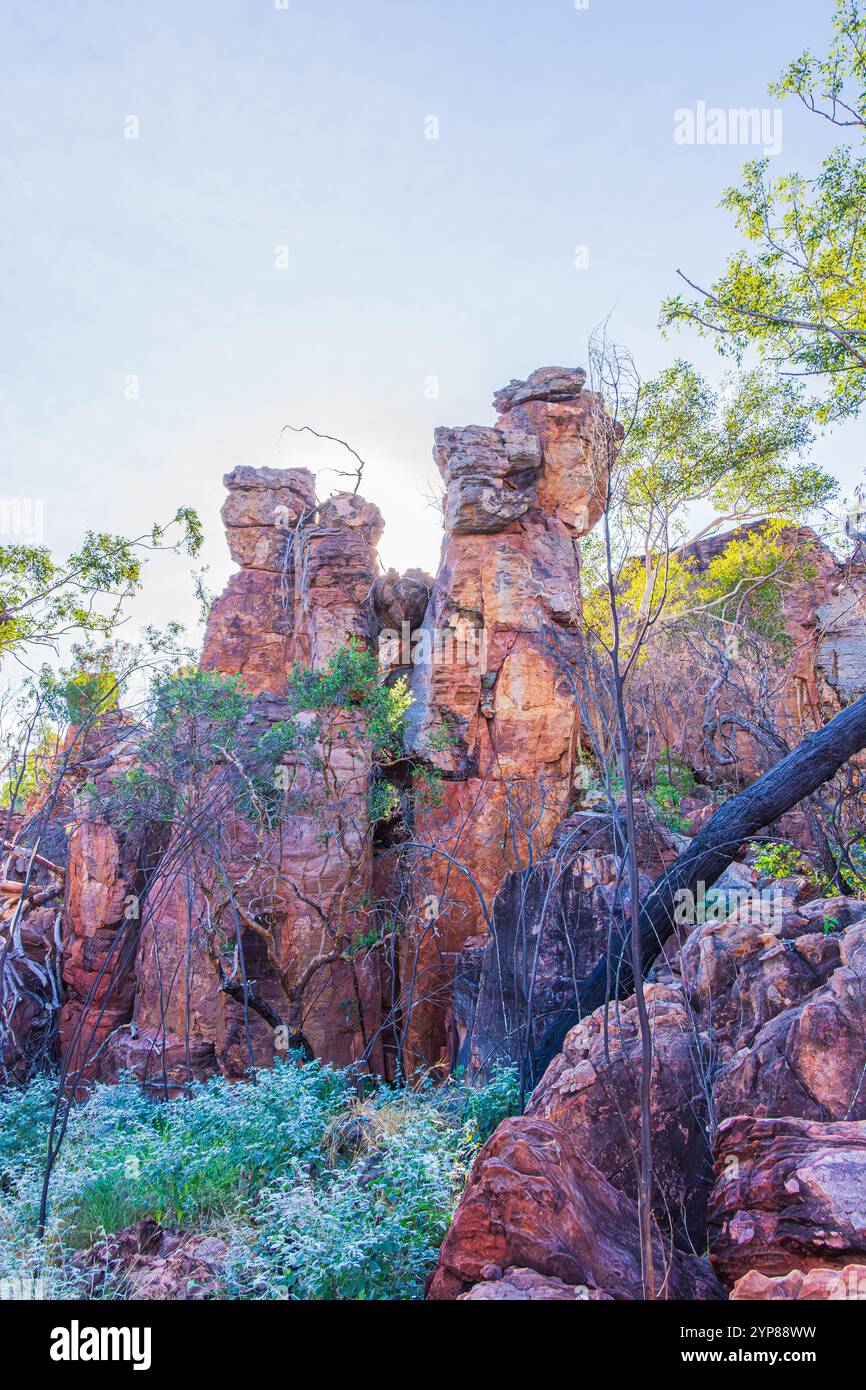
(709, 1114), (866, 1284)
(401, 368), (608, 1069)
(426, 1115), (724, 1300)
(201, 467), (316, 695)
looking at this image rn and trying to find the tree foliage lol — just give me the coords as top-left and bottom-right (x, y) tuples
(0, 509), (203, 666)
(661, 0), (866, 421)
(580, 351), (835, 665)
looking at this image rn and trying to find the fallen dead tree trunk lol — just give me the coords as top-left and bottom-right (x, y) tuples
(535, 691), (866, 1076)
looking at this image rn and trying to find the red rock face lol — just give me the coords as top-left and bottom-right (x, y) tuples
(127, 708), (384, 1081)
(59, 813), (138, 1082)
(426, 1115), (724, 1300)
(402, 369), (609, 1067)
(708, 1114), (866, 1284)
(200, 467), (316, 695)
(48, 373), (866, 1152)
(529, 983), (714, 1249)
(56, 715), (145, 1088)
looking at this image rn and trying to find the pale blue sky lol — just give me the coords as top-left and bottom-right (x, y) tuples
(2, 0), (863, 645)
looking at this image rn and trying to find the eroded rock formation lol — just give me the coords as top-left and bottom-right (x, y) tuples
(120, 473), (386, 1083)
(16, 365), (862, 1305)
(401, 367), (608, 1068)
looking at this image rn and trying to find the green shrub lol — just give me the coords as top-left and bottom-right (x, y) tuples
(650, 752), (697, 833)
(0, 1062), (518, 1301)
(751, 840), (812, 880)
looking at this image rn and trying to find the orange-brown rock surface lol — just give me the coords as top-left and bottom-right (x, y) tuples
(201, 466), (316, 695)
(55, 714), (144, 1089)
(402, 367), (609, 1068)
(426, 1115), (724, 1300)
(708, 1114), (866, 1285)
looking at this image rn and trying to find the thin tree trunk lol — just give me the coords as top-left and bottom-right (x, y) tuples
(612, 674), (656, 1299)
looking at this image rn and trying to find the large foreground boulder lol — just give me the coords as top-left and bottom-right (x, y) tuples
(529, 983), (713, 1249)
(427, 1116), (724, 1300)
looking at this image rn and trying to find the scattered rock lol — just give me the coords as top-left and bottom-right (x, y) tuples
(458, 1266), (612, 1300)
(75, 1220), (227, 1300)
(730, 1263), (866, 1300)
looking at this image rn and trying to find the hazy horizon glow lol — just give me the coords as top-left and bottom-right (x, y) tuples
(2, 0), (864, 658)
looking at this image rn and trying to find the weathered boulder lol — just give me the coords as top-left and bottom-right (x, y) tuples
(427, 1115), (724, 1300)
(450, 804), (682, 1083)
(458, 1266), (612, 1300)
(529, 983), (713, 1249)
(712, 921), (866, 1122)
(74, 1220), (226, 1299)
(708, 1114), (866, 1284)
(730, 1263), (866, 1300)
(453, 841), (652, 1079)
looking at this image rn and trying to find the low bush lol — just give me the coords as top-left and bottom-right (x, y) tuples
(0, 1061), (518, 1301)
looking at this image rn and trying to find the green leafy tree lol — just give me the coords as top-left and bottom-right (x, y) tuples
(580, 352), (835, 667)
(0, 508), (203, 665)
(661, 0), (866, 421)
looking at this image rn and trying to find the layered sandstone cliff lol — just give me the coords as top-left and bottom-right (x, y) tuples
(44, 370), (864, 1105)
(400, 367), (608, 1068)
